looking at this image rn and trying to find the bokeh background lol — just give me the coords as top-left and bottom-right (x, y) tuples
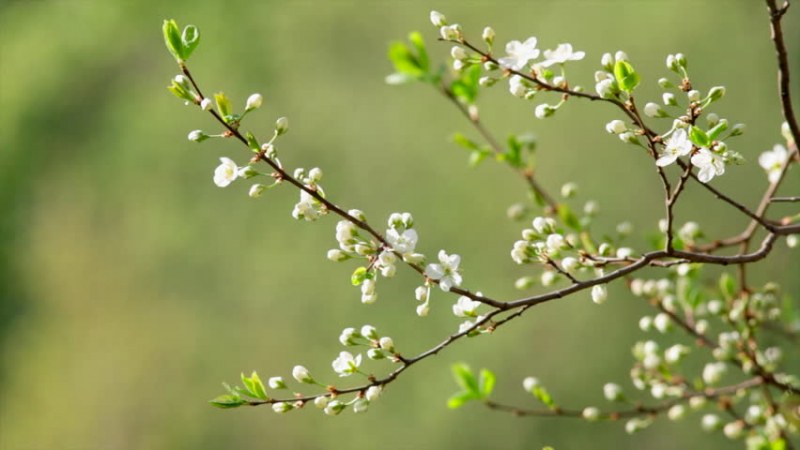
(1, 0), (798, 449)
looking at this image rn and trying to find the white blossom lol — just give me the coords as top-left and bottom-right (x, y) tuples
(540, 43), (585, 67)
(425, 250), (463, 291)
(758, 144), (789, 184)
(656, 128), (693, 167)
(453, 295), (481, 317)
(292, 190), (324, 221)
(498, 37), (540, 70)
(691, 148), (725, 183)
(386, 228), (418, 254)
(332, 351), (362, 377)
(200, 98), (212, 111)
(213, 157), (239, 187)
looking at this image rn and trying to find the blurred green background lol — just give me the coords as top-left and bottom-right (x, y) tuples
(1, 0), (798, 449)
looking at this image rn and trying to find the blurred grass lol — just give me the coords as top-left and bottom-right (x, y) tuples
(0, 0), (798, 449)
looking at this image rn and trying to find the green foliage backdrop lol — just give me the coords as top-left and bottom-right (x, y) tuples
(0, 0), (797, 448)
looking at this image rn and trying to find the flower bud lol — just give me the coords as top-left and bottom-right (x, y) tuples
(591, 285), (608, 304)
(614, 51), (628, 62)
(440, 24), (460, 41)
(188, 129), (208, 142)
(272, 402), (293, 413)
(483, 61), (499, 71)
(268, 376), (287, 390)
(668, 404), (686, 421)
(200, 98), (213, 111)
(729, 123), (745, 136)
(702, 414), (721, 431)
(605, 119), (627, 134)
(675, 53), (687, 67)
(723, 421), (744, 439)
(644, 102), (667, 118)
(658, 77), (673, 88)
(248, 183), (266, 198)
(482, 26), (495, 45)
(365, 385), (382, 401)
(666, 54), (679, 71)
(582, 407), (601, 421)
(595, 79), (615, 98)
(514, 276), (534, 290)
(600, 53), (614, 71)
(603, 383), (623, 401)
(245, 93), (263, 111)
(292, 365), (314, 384)
(662, 92), (677, 106)
(324, 400), (345, 416)
(430, 10), (447, 27)
(522, 376), (540, 392)
(479, 76), (496, 87)
(379, 336), (395, 352)
(274, 116), (289, 136)
(360, 325), (378, 340)
(367, 348), (385, 360)
(327, 249), (349, 262)
(313, 395), (329, 408)
(687, 89), (701, 102)
(534, 103), (556, 119)
(708, 86), (725, 102)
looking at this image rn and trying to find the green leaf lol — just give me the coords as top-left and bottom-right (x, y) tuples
(689, 126), (711, 148)
(469, 150), (490, 167)
(770, 438), (787, 450)
(451, 65), (481, 104)
(214, 92), (233, 118)
(558, 204), (582, 231)
(388, 42), (424, 78)
(209, 394), (246, 409)
(162, 19), (184, 62)
(532, 386), (555, 409)
(241, 371), (268, 400)
(451, 363), (479, 395)
(707, 121), (728, 141)
(452, 132), (481, 151)
(613, 60), (640, 93)
(447, 390), (478, 409)
(718, 272), (736, 300)
(407, 31), (429, 72)
(167, 81), (195, 103)
(181, 25), (200, 60)
(246, 132), (260, 152)
(478, 369), (495, 398)
(351, 267), (368, 286)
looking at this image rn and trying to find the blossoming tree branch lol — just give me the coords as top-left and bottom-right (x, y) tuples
(161, 1), (799, 447)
